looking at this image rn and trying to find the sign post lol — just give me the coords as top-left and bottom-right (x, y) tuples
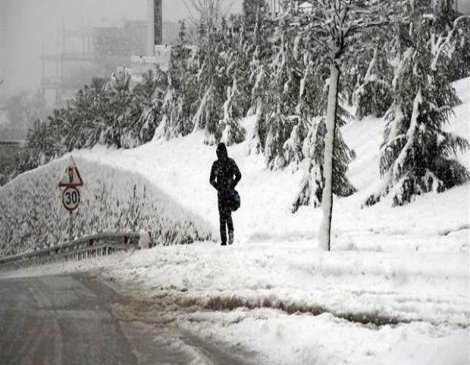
(58, 156), (84, 241)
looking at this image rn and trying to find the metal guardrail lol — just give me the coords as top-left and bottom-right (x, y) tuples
(0, 232), (140, 272)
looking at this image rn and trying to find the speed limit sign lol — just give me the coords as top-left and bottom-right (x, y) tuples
(62, 186), (81, 212)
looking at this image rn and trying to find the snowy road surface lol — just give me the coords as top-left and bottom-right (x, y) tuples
(3, 242), (468, 365)
(0, 275), (137, 365)
(0, 275), (254, 365)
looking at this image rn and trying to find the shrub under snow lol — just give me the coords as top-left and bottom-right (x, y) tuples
(0, 155), (213, 257)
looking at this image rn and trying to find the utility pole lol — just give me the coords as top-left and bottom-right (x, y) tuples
(147, 0), (163, 56)
(147, 0), (155, 56)
(154, 0), (162, 46)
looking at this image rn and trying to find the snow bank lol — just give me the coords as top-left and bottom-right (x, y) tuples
(0, 156), (213, 257)
(72, 128), (312, 245)
(178, 309), (469, 365)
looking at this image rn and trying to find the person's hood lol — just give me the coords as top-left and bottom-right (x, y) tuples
(216, 143), (228, 161)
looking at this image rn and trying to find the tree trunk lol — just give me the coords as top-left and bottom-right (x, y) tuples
(319, 61), (340, 251)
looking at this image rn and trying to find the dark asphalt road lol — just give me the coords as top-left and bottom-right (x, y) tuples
(0, 275), (138, 365)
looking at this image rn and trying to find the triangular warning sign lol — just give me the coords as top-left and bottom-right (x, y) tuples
(58, 156), (84, 187)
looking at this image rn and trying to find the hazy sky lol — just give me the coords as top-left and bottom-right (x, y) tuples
(0, 0), (469, 98)
(0, 0), (242, 98)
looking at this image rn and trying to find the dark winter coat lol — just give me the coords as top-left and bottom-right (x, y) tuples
(209, 143), (241, 193)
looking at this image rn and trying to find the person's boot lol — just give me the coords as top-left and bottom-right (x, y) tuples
(228, 231), (234, 245)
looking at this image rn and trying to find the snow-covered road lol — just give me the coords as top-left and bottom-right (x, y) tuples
(3, 239), (468, 364)
(0, 274), (258, 365)
(0, 275), (138, 365)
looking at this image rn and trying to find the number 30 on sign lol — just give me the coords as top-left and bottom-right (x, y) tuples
(62, 186), (80, 212)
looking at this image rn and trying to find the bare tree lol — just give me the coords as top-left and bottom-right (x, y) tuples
(289, 0), (403, 251)
(184, 0), (233, 40)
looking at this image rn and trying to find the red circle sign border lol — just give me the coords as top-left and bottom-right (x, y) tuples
(61, 186), (81, 212)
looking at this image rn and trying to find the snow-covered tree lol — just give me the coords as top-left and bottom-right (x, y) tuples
(246, 7), (273, 154)
(191, 36), (230, 144)
(189, 2), (232, 144)
(216, 16), (248, 146)
(156, 21), (197, 140)
(264, 20), (304, 169)
(291, 116), (356, 213)
(243, 0), (268, 30)
(289, 0), (402, 250)
(448, 16), (470, 80)
(12, 66), (165, 181)
(125, 69), (165, 146)
(291, 47), (357, 212)
(365, 1), (470, 206)
(351, 42), (393, 120)
(18, 119), (62, 169)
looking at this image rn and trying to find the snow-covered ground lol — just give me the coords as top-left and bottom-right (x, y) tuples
(1, 78), (469, 364)
(0, 156), (213, 256)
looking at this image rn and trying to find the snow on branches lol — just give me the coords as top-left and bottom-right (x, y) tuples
(286, 0), (402, 249)
(365, 2), (470, 206)
(291, 116), (356, 213)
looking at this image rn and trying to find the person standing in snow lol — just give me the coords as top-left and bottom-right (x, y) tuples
(210, 143), (242, 245)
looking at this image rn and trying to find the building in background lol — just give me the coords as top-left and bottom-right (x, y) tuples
(41, 0), (165, 108)
(131, 0), (170, 81)
(41, 20), (149, 107)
